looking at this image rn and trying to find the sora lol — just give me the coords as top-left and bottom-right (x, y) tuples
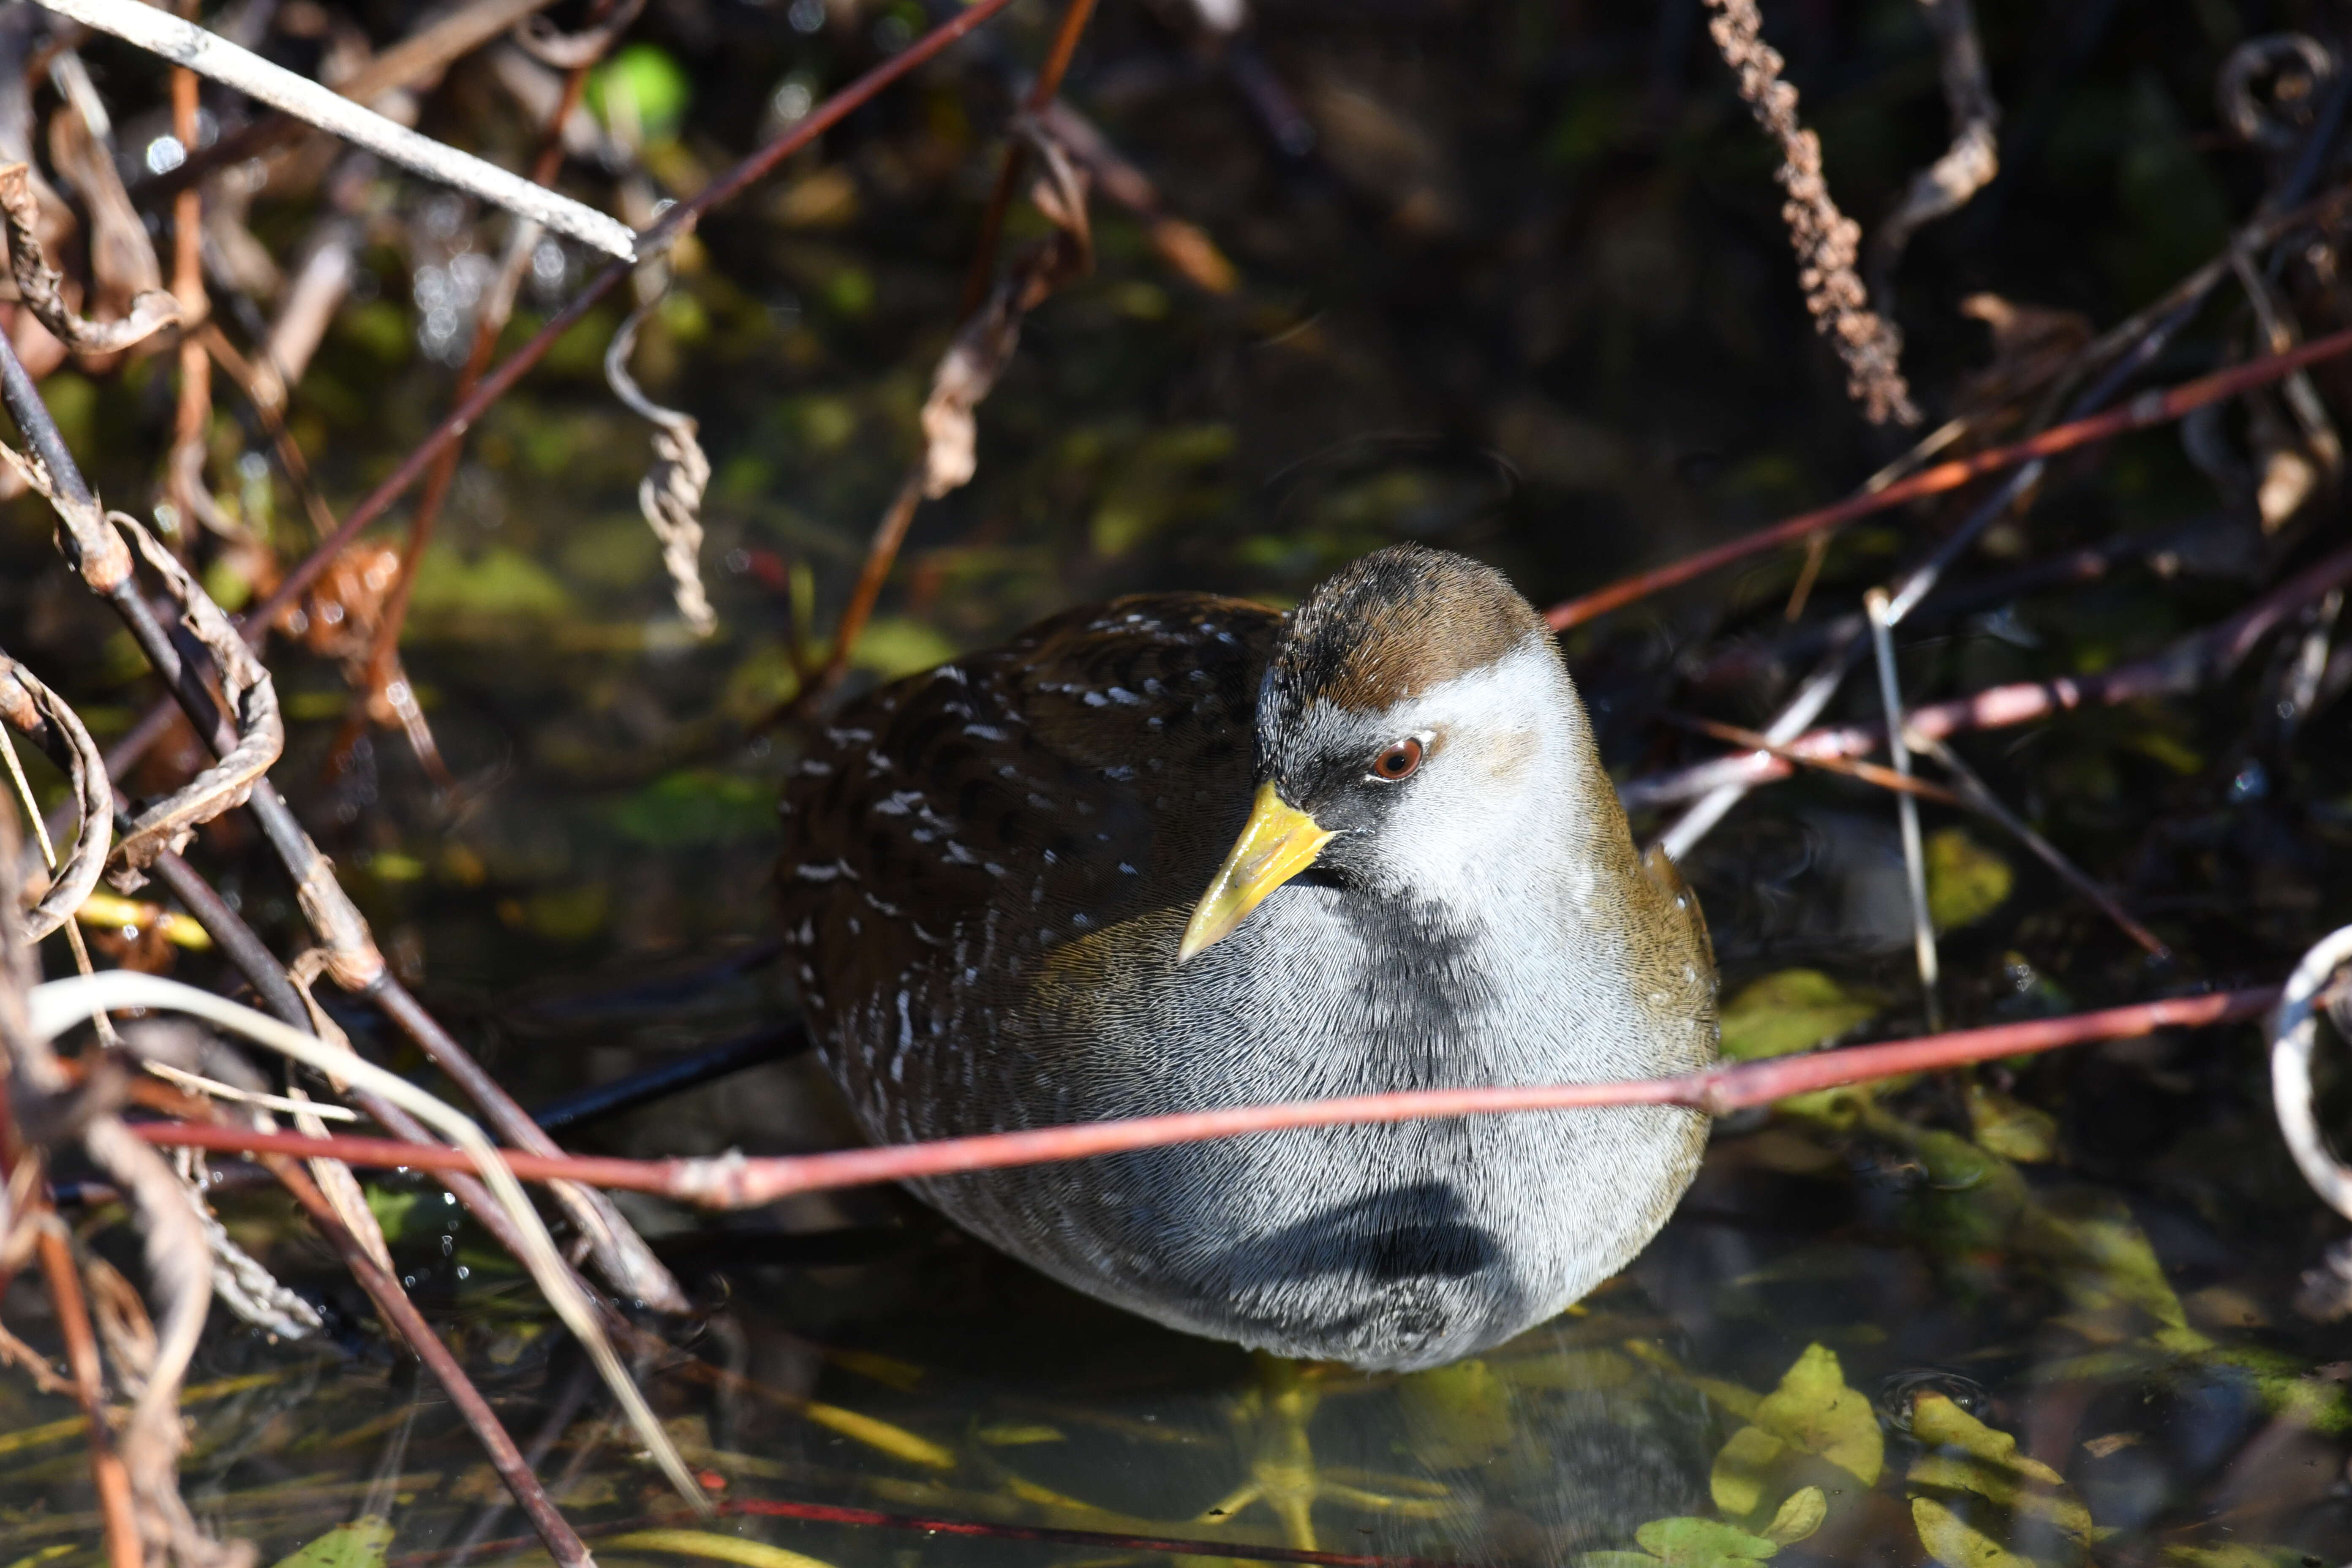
(779, 545), (1716, 1369)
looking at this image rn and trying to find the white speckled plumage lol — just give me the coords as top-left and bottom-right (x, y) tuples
(778, 546), (1716, 1369)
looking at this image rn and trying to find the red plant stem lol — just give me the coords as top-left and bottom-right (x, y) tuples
(134, 986), (2279, 1205)
(240, 0), (1023, 639)
(338, 10), (614, 776)
(960, 0), (1103, 316)
(271, 1157), (592, 1568)
(408, 1497), (1462, 1568)
(35, 1225), (140, 1568)
(1544, 322), (2352, 631)
(1625, 539), (2352, 810)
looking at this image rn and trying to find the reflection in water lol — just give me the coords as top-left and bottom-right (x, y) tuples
(4, 1128), (2352, 1566)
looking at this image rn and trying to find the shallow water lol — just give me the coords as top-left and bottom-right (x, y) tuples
(5, 0), (2352, 1561)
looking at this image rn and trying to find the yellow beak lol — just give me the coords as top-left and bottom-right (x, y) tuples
(1177, 783), (1335, 964)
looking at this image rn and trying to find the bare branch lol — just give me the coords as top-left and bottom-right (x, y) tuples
(0, 163), (177, 353)
(126, 988), (2283, 1208)
(30, 0), (638, 260)
(1868, 0), (1999, 312)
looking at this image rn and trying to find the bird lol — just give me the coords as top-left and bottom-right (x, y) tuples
(777, 544), (1717, 1370)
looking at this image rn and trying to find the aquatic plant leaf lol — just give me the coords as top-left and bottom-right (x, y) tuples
(1966, 1083), (2060, 1163)
(2021, 1192), (2208, 1353)
(801, 1399), (955, 1468)
(976, 1422), (1064, 1445)
(1751, 1344), (1884, 1484)
(1708, 1424), (1786, 1517)
(2162, 1546), (2303, 1568)
(1718, 970), (1878, 1061)
(1709, 1344), (1882, 1516)
(1926, 829), (2012, 932)
(1909, 1392), (2068, 1496)
(1398, 1357), (1515, 1468)
(1633, 1516), (1780, 1565)
(603, 1531), (838, 1568)
(1761, 1486), (1828, 1544)
(1914, 1496), (2034, 1568)
(1907, 1394), (2092, 1565)
(266, 1517), (393, 1568)
(1496, 1345), (1641, 1391)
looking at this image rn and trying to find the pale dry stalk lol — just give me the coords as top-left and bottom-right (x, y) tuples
(1704, 0), (1921, 426)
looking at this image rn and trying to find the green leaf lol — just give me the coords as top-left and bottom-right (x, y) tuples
(1710, 1344), (1883, 1518)
(1754, 1344), (1884, 1485)
(1398, 1358), (1515, 1468)
(1718, 970), (1878, 1061)
(1633, 1516), (1779, 1567)
(1907, 1395), (2092, 1566)
(267, 1517), (394, 1568)
(1709, 1424), (1788, 1517)
(1966, 1083), (2059, 1163)
(1926, 829), (2012, 932)
(1761, 1486), (1827, 1545)
(602, 1531), (837, 1568)
(1910, 1393), (2069, 1499)
(2162, 1547), (2303, 1568)
(1914, 1496), (2036, 1568)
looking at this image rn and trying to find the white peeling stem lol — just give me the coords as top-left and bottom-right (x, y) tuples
(27, 969), (709, 1516)
(2271, 922), (2352, 1223)
(1866, 586), (1942, 1032)
(33, 0), (637, 262)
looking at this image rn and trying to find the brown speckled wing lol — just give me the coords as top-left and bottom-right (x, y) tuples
(777, 593), (1281, 1141)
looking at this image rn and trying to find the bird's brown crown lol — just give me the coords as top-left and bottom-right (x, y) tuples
(1269, 545), (1550, 713)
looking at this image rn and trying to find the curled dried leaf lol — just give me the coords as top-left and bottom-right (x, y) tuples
(0, 649), (112, 939)
(0, 161), (180, 354)
(106, 516), (285, 886)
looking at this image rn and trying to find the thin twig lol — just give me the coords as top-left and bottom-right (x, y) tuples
(1866, 588), (1941, 1029)
(1908, 731), (2170, 958)
(1661, 713), (1964, 804)
(167, 3), (212, 544)
(1867, 0), (1998, 313)
(33, 0), (634, 257)
(1623, 539), (2352, 810)
(960, 0), (1104, 316)
(123, 988), (2282, 1207)
(30, 969), (709, 1514)
(35, 1226), (140, 1568)
(270, 1158), (595, 1568)
(1546, 318), (2352, 631)
(235, 0), (1025, 642)
(0, 163), (177, 353)
(0, 651), (112, 939)
(339, 27), (609, 778)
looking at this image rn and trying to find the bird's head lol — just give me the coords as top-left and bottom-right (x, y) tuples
(1179, 545), (1606, 962)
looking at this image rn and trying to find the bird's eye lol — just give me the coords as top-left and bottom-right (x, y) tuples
(1368, 737), (1424, 782)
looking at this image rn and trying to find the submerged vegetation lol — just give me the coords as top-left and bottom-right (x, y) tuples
(0, 0), (2349, 1564)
